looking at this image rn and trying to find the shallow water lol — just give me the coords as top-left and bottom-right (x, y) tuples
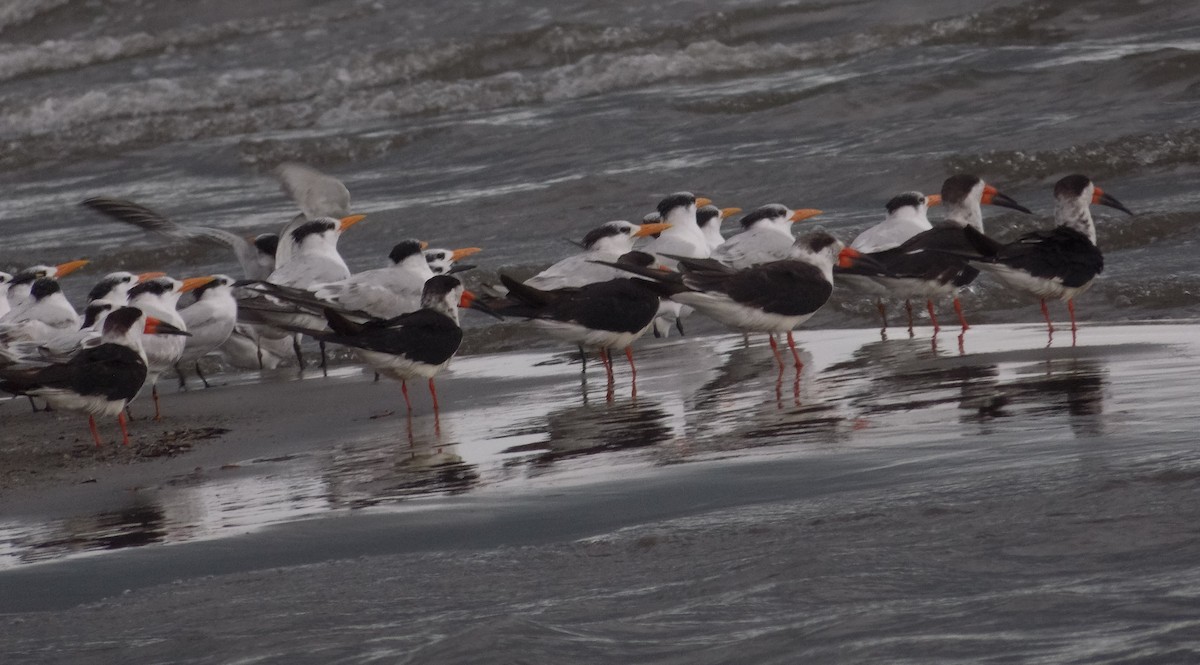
(2, 0), (1200, 329)
(1, 323), (1200, 662)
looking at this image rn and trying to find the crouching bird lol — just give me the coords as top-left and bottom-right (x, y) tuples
(0, 306), (190, 447)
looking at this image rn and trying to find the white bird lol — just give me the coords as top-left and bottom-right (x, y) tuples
(425, 246), (483, 276)
(175, 275), (238, 389)
(4, 260), (90, 312)
(127, 275), (216, 419)
(272, 162), (353, 270)
(711, 204), (823, 269)
(523, 220), (671, 291)
(0, 277), (81, 345)
(640, 192), (712, 337)
(696, 205), (742, 252)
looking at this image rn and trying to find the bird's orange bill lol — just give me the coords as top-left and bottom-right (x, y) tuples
(838, 247), (863, 269)
(695, 197), (713, 207)
(418, 241), (430, 250)
(720, 207), (742, 218)
(54, 259), (90, 277)
(981, 186), (1032, 213)
(136, 271), (166, 283)
(338, 214), (367, 232)
(789, 208), (823, 223)
(925, 194), (942, 207)
(144, 317), (191, 336)
(451, 247), (482, 261)
(459, 290), (477, 309)
(179, 276), (216, 293)
(634, 222), (672, 237)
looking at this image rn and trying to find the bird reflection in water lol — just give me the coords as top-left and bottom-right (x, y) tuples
(501, 397), (672, 467)
(10, 499), (167, 565)
(1002, 357), (1108, 438)
(322, 414), (479, 509)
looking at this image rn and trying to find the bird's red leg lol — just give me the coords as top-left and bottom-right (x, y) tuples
(926, 300), (940, 333)
(118, 411), (130, 446)
(428, 378), (440, 414)
(88, 415), (102, 448)
(1040, 299), (1055, 333)
(1068, 299), (1078, 346)
(624, 346), (638, 400)
(152, 384), (162, 421)
(953, 297), (969, 331)
(786, 332), (804, 371)
(768, 334), (784, 373)
(905, 300), (915, 336)
(401, 380), (413, 412)
(600, 348), (614, 384)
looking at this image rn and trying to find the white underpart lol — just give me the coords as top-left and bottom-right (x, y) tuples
(0, 290), (80, 343)
(314, 253), (432, 319)
(531, 319), (653, 350)
(269, 226), (350, 288)
(850, 203), (932, 253)
(643, 203), (706, 337)
(672, 292), (815, 333)
(712, 213), (795, 269)
(128, 288), (187, 386)
(974, 263), (1090, 301)
(178, 283), (238, 364)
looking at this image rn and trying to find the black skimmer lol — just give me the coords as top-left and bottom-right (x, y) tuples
(0, 306), (189, 447)
(175, 275), (238, 389)
(697, 204), (742, 253)
(278, 275), (495, 415)
(843, 175), (1031, 332)
(605, 231), (881, 371)
(956, 174), (1132, 336)
(496, 274), (671, 392)
(127, 275), (216, 418)
(710, 204), (823, 269)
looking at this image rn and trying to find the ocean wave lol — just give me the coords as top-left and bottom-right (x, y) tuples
(0, 0), (69, 34)
(944, 129), (1200, 182)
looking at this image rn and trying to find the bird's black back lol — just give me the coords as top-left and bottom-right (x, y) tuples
(990, 226), (1104, 288)
(542, 279), (662, 334)
(685, 260), (834, 317)
(863, 223), (981, 287)
(321, 309), (463, 366)
(1, 343), (147, 401)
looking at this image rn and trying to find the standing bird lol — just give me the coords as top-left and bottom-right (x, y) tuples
(497, 275), (670, 392)
(0, 277), (81, 344)
(606, 232), (882, 371)
(836, 192), (939, 330)
(697, 205), (742, 252)
(175, 275), (238, 389)
(842, 175), (1031, 332)
(641, 192), (713, 336)
(127, 275), (216, 419)
(956, 174), (1132, 336)
(710, 204), (823, 269)
(520, 220), (671, 291)
(278, 275), (495, 416)
(425, 246), (484, 276)
(0, 306), (189, 447)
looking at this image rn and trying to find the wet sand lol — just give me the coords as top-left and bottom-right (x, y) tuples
(2, 322), (1200, 662)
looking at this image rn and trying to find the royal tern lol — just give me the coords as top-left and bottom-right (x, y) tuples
(0, 306), (188, 447)
(521, 220), (671, 291)
(127, 275), (216, 418)
(175, 275), (238, 389)
(4, 260), (90, 312)
(641, 192), (712, 336)
(710, 204), (823, 269)
(426, 246), (483, 276)
(697, 205), (742, 252)
(0, 277), (81, 344)
(956, 174), (1132, 337)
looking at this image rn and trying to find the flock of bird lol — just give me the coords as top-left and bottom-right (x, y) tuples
(0, 163), (1133, 447)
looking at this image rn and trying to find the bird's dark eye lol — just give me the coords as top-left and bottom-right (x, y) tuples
(622, 228), (631, 234)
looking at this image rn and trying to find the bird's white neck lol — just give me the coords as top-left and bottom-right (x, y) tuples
(1055, 197), (1097, 244)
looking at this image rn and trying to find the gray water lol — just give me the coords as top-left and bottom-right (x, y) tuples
(2, 0), (1199, 327)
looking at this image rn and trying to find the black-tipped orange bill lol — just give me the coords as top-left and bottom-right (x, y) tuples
(720, 207), (742, 218)
(54, 259), (89, 277)
(338, 214), (366, 232)
(925, 194), (942, 207)
(450, 247), (482, 261)
(695, 197), (713, 207)
(789, 208), (823, 223)
(136, 271), (166, 283)
(1093, 187), (1133, 215)
(982, 186), (1032, 214)
(461, 289), (503, 319)
(179, 276), (216, 293)
(144, 317), (191, 336)
(634, 222), (672, 237)
(837, 247), (862, 269)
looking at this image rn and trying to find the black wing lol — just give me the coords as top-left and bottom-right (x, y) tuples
(543, 279), (663, 334)
(1, 344), (146, 401)
(691, 260), (833, 317)
(991, 227), (1103, 288)
(320, 309), (463, 366)
(865, 223), (981, 287)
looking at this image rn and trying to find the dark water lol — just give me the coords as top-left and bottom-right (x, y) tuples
(2, 0), (1200, 328)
